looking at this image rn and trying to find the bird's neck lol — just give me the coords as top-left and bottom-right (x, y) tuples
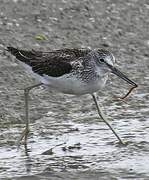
(83, 50), (99, 68)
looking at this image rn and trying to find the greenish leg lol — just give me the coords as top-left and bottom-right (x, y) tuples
(17, 83), (43, 146)
(92, 93), (124, 145)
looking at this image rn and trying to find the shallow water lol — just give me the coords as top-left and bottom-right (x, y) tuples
(1, 92), (149, 179)
(0, 0), (149, 179)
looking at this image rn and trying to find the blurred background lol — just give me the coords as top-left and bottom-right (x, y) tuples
(0, 0), (149, 179)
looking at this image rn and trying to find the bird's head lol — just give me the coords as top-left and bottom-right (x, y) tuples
(94, 49), (137, 87)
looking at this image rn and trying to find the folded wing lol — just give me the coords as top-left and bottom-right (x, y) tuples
(7, 47), (90, 77)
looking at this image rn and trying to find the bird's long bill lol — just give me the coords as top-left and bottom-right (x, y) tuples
(107, 64), (137, 87)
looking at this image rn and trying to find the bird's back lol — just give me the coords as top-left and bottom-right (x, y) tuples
(7, 47), (109, 94)
(7, 47), (91, 77)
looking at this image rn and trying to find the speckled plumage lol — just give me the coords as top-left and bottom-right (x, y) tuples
(7, 47), (114, 94)
(7, 47), (89, 76)
(7, 46), (137, 145)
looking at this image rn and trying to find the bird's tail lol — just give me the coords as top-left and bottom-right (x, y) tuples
(7, 46), (19, 56)
(7, 46), (36, 63)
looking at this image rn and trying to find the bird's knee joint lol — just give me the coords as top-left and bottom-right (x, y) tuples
(24, 88), (30, 95)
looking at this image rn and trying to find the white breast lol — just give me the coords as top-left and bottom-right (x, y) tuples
(42, 73), (109, 95)
(18, 61), (109, 95)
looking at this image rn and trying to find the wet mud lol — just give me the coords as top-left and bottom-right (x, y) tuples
(0, 0), (149, 179)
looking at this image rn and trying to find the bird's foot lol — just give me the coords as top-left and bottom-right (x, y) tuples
(17, 127), (30, 147)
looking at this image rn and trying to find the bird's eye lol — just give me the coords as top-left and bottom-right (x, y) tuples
(100, 58), (104, 62)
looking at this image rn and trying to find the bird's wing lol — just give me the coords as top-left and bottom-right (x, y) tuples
(7, 47), (91, 77)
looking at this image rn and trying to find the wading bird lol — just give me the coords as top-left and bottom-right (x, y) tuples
(7, 47), (137, 145)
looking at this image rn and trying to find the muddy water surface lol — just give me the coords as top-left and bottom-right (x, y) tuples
(0, 0), (149, 179)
